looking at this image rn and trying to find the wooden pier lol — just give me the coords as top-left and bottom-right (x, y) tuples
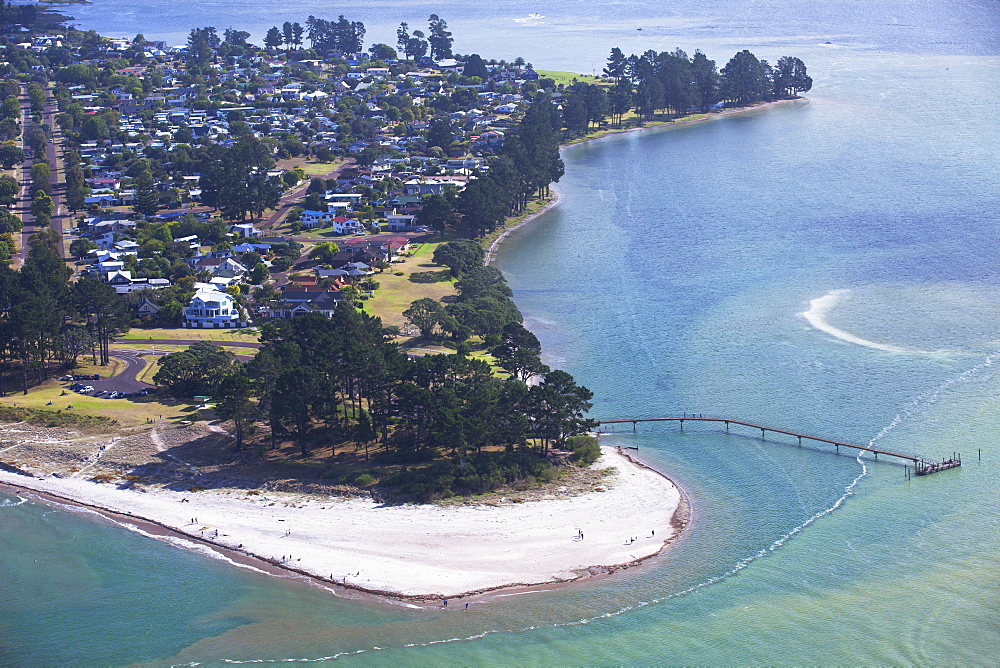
(596, 416), (961, 476)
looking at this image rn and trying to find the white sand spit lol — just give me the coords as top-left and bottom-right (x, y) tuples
(0, 446), (681, 598)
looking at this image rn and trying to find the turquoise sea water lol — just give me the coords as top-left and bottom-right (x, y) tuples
(2, 1), (1000, 664)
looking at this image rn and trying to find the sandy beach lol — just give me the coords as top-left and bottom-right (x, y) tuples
(0, 428), (683, 599)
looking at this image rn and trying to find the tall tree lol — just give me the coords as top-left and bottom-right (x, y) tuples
(691, 50), (720, 112)
(264, 26), (283, 51)
(416, 192), (455, 237)
(427, 14), (454, 60)
(214, 364), (258, 451)
(773, 56), (812, 97)
(604, 47), (628, 82)
(396, 22), (410, 56)
(72, 278), (131, 366)
(492, 322), (548, 383)
(131, 165), (158, 218)
(463, 54), (488, 80)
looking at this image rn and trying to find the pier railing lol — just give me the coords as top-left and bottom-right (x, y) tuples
(596, 416), (961, 476)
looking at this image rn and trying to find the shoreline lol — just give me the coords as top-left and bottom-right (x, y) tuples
(483, 97), (805, 264)
(0, 443), (685, 601)
(484, 189), (561, 266)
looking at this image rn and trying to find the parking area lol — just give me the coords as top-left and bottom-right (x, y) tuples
(61, 350), (156, 400)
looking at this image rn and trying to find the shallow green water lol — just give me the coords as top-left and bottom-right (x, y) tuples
(3, 1), (1000, 664)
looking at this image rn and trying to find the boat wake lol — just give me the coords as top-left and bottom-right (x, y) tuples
(800, 289), (938, 354)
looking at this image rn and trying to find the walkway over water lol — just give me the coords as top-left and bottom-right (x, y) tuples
(596, 417), (961, 476)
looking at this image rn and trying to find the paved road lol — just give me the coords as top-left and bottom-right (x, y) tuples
(15, 85), (67, 265)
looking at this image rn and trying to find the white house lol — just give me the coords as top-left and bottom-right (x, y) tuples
(332, 217), (365, 234)
(183, 283), (246, 329)
(228, 223), (264, 238)
(300, 210), (335, 229)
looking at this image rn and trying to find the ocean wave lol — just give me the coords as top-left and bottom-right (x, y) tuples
(0, 496), (27, 507)
(800, 289), (933, 353)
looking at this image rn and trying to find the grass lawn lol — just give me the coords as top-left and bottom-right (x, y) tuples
(0, 379), (201, 427)
(363, 241), (457, 328)
(298, 160), (343, 176)
(118, 327), (260, 343)
(535, 70), (607, 87)
(276, 156), (344, 176)
(279, 226), (360, 242)
(69, 356), (125, 379)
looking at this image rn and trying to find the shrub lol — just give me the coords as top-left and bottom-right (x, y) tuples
(567, 434), (601, 465)
(354, 473), (375, 486)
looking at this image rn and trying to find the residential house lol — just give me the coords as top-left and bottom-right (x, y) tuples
(228, 223), (264, 238)
(266, 290), (344, 319)
(386, 213), (418, 232)
(183, 283), (246, 328)
(300, 210), (336, 229)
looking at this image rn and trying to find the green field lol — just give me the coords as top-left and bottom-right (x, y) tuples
(363, 242), (457, 328)
(535, 70), (606, 87)
(118, 327), (260, 343)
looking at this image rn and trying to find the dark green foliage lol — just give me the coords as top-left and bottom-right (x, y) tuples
(432, 239), (484, 277)
(0, 144), (25, 169)
(301, 15), (366, 54)
(198, 136), (281, 221)
(72, 278), (131, 366)
(427, 14), (453, 60)
(403, 297), (445, 338)
(567, 434), (601, 465)
(153, 341), (235, 397)
(380, 449), (557, 502)
(492, 322), (548, 382)
(463, 54), (488, 80)
(416, 192), (455, 236)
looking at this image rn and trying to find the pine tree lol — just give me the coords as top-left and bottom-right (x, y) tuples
(132, 167), (158, 218)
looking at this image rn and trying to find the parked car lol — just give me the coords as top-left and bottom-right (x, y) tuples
(59, 375), (73, 381)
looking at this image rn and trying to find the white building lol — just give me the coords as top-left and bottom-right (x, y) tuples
(183, 283), (246, 329)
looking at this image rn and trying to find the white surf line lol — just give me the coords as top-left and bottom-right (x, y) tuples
(800, 289), (935, 354)
(869, 350), (1000, 448)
